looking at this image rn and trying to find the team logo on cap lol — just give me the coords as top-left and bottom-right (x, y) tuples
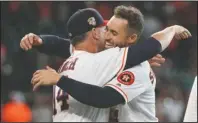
(88, 17), (96, 26)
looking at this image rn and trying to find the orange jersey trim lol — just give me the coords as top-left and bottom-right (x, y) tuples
(102, 48), (128, 87)
(117, 48), (128, 74)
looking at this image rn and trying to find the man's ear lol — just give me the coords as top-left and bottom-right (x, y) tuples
(91, 28), (99, 40)
(128, 33), (138, 44)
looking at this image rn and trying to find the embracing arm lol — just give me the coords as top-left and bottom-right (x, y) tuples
(125, 37), (161, 69)
(125, 25), (192, 69)
(57, 76), (125, 108)
(35, 35), (71, 58)
(31, 67), (124, 108)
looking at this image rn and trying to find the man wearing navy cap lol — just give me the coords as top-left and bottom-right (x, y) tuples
(66, 8), (108, 53)
(22, 6), (191, 122)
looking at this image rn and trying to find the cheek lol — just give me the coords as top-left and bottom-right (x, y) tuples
(114, 36), (123, 44)
(120, 36), (128, 45)
(100, 40), (105, 47)
(99, 32), (105, 40)
(97, 38), (105, 48)
(99, 35), (106, 45)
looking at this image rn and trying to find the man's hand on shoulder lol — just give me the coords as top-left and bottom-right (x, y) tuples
(31, 66), (61, 91)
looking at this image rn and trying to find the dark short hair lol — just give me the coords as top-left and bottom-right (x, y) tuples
(71, 33), (87, 46)
(114, 5), (144, 38)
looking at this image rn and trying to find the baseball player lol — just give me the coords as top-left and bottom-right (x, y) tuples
(19, 7), (166, 121)
(183, 76), (197, 122)
(30, 6), (192, 122)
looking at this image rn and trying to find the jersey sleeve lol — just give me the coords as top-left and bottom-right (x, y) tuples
(36, 35), (71, 58)
(104, 63), (150, 103)
(93, 47), (129, 83)
(125, 37), (162, 69)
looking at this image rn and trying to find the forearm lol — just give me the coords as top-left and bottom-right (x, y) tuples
(57, 76), (125, 108)
(35, 35), (71, 58)
(151, 26), (176, 51)
(125, 26), (192, 69)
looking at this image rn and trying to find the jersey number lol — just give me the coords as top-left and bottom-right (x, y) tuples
(53, 89), (69, 115)
(53, 58), (78, 115)
(53, 76), (70, 115)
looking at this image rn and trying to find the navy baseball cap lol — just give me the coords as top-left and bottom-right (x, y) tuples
(66, 8), (108, 39)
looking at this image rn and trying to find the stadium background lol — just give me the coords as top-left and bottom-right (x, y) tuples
(1, 1), (197, 122)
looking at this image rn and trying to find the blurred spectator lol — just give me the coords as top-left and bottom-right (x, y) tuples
(156, 84), (185, 122)
(1, 91), (32, 122)
(32, 93), (52, 122)
(143, 15), (163, 38)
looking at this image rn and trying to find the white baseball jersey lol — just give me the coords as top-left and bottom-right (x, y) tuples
(105, 61), (158, 122)
(183, 76), (197, 122)
(53, 47), (128, 122)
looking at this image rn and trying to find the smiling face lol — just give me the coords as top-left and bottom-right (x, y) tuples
(104, 5), (144, 49)
(104, 16), (132, 48)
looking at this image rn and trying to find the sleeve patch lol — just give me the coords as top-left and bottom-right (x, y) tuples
(117, 71), (135, 85)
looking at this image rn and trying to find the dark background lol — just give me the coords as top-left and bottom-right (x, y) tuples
(1, 1), (197, 122)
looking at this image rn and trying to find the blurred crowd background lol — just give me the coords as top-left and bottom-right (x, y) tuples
(1, 1), (197, 122)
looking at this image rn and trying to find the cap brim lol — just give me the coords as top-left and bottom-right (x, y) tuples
(99, 20), (108, 27)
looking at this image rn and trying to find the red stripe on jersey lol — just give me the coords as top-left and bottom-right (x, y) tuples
(117, 48), (128, 74)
